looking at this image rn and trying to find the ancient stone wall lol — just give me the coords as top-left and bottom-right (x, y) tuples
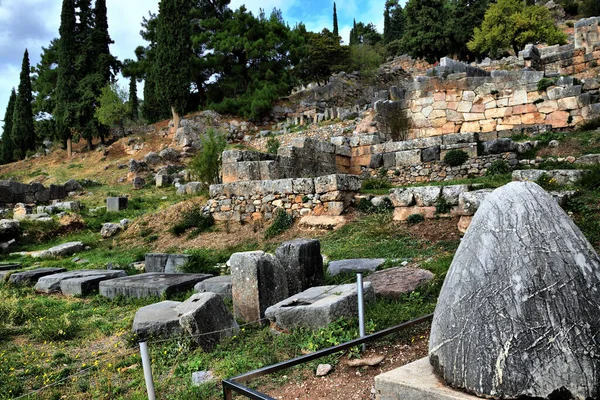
(206, 174), (361, 222)
(0, 180), (69, 206)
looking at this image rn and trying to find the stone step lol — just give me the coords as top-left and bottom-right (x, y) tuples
(8, 268), (67, 285)
(0, 263), (22, 271)
(34, 270), (127, 294)
(99, 273), (213, 299)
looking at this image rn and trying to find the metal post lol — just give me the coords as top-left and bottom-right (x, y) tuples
(139, 342), (156, 400)
(357, 273), (366, 352)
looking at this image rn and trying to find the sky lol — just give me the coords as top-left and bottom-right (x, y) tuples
(0, 0), (392, 132)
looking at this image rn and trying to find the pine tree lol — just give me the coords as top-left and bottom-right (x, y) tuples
(450, 0), (489, 60)
(333, 2), (339, 38)
(55, 0), (78, 157)
(383, 0), (405, 45)
(155, 0), (193, 130)
(402, 0), (451, 63)
(12, 49), (35, 160)
(129, 76), (139, 121)
(1, 89), (17, 164)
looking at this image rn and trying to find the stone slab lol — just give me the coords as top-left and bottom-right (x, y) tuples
(99, 273), (213, 299)
(265, 283), (375, 330)
(8, 268), (67, 285)
(365, 267), (434, 299)
(375, 358), (481, 400)
(194, 275), (232, 300)
(59, 271), (129, 296)
(132, 300), (184, 340)
(36, 269), (127, 293)
(106, 197), (128, 212)
(0, 264), (21, 271)
(145, 253), (192, 273)
(327, 258), (385, 276)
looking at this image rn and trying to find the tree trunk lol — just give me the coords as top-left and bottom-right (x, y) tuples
(67, 137), (72, 158)
(100, 135), (106, 145)
(86, 137), (92, 151)
(172, 106), (181, 131)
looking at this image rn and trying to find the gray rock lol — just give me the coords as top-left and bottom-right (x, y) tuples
(144, 152), (162, 165)
(64, 179), (83, 193)
(8, 267), (67, 285)
(185, 182), (204, 195)
(275, 238), (324, 296)
(389, 188), (415, 207)
(421, 146), (440, 162)
(316, 364), (332, 377)
(411, 186), (442, 207)
(577, 154), (600, 165)
(192, 371), (215, 386)
(265, 283), (375, 330)
(548, 139), (560, 148)
(176, 292), (239, 351)
(99, 273), (212, 299)
(230, 251), (289, 323)
(145, 253), (192, 274)
(35, 269), (126, 293)
(365, 266), (434, 299)
(0, 219), (19, 240)
(194, 276), (232, 300)
(458, 189), (493, 215)
(133, 177), (146, 190)
(30, 241), (84, 259)
(106, 197), (128, 212)
(441, 185), (470, 206)
(327, 258), (385, 276)
(482, 138), (518, 155)
(129, 159), (148, 173)
(100, 223), (122, 238)
(159, 148), (180, 162)
(512, 169), (589, 186)
(155, 173), (171, 188)
(0, 263), (21, 271)
(61, 271), (127, 296)
(314, 174), (362, 193)
(132, 301), (184, 340)
(430, 182), (600, 399)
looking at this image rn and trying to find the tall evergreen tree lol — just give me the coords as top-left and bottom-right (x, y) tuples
(12, 49), (35, 160)
(129, 76), (139, 121)
(333, 2), (339, 38)
(402, 0), (451, 63)
(1, 89), (17, 164)
(155, 0), (193, 130)
(450, 0), (489, 60)
(55, 0), (78, 157)
(383, 0), (405, 45)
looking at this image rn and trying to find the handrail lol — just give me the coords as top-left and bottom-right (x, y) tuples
(222, 313), (433, 400)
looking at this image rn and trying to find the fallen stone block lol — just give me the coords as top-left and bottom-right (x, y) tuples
(176, 293), (239, 351)
(0, 263), (21, 271)
(106, 197), (128, 212)
(275, 239), (324, 296)
(298, 216), (348, 230)
(145, 253), (192, 273)
(8, 267), (67, 285)
(314, 174), (362, 194)
(230, 251), (289, 323)
(327, 258), (385, 276)
(31, 241), (84, 259)
(61, 271), (128, 296)
(265, 283), (375, 330)
(512, 169), (589, 186)
(99, 273), (212, 299)
(458, 190), (493, 215)
(194, 276), (232, 300)
(365, 266), (434, 299)
(34, 270), (127, 294)
(393, 206), (437, 221)
(133, 301), (184, 340)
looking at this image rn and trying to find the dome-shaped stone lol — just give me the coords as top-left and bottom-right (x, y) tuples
(429, 181), (600, 399)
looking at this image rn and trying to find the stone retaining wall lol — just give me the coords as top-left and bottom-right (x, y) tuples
(0, 180), (69, 206)
(206, 174), (361, 222)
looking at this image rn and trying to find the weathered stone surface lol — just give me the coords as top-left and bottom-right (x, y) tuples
(133, 177), (146, 190)
(133, 301), (184, 340)
(327, 258), (385, 276)
(0, 263), (21, 271)
(441, 185), (470, 206)
(36, 270), (126, 293)
(314, 174), (362, 194)
(512, 169), (588, 186)
(0, 219), (19, 241)
(365, 266), (434, 299)
(482, 138), (518, 155)
(8, 268), (67, 285)
(31, 241), (84, 259)
(393, 206), (437, 221)
(99, 273), (212, 299)
(194, 276), (232, 300)
(192, 371), (215, 386)
(395, 150), (421, 166)
(457, 189), (493, 215)
(275, 238), (324, 296)
(144, 152), (162, 165)
(176, 293), (239, 351)
(100, 223), (122, 238)
(429, 182), (600, 399)
(106, 197), (128, 212)
(159, 147), (181, 162)
(411, 186), (442, 207)
(577, 154), (600, 165)
(61, 271), (128, 296)
(265, 283), (375, 330)
(389, 188), (415, 207)
(421, 146), (440, 162)
(145, 253), (192, 273)
(230, 251), (289, 323)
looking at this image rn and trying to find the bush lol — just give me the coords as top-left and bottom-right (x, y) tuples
(435, 197), (452, 214)
(535, 173), (560, 191)
(264, 209), (293, 239)
(266, 136), (280, 155)
(188, 129), (227, 185)
(378, 106), (410, 141)
(406, 213), (425, 224)
(443, 150), (469, 166)
(486, 160), (511, 176)
(537, 77), (557, 92)
(181, 249), (225, 275)
(169, 207), (215, 238)
(362, 178), (392, 191)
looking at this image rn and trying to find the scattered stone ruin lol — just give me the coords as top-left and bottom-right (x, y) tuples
(0, 180), (75, 206)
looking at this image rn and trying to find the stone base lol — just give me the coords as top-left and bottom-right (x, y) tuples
(0, 264), (21, 271)
(375, 358), (481, 400)
(99, 273), (212, 299)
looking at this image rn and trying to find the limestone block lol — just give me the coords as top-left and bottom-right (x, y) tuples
(458, 215), (473, 234)
(8, 268), (67, 285)
(393, 206), (436, 221)
(463, 113), (485, 122)
(259, 161), (283, 181)
(558, 96), (579, 110)
(275, 238), (324, 296)
(106, 197), (128, 212)
(441, 185), (470, 206)
(536, 99), (559, 114)
(395, 150), (421, 166)
(446, 110), (464, 122)
(422, 106), (433, 118)
(546, 110), (570, 128)
(459, 121), (481, 133)
(365, 266), (434, 299)
(132, 301), (184, 340)
(390, 188), (415, 207)
(457, 101), (472, 113)
(509, 89), (528, 105)
(411, 186), (442, 207)
(314, 175), (361, 194)
(421, 146), (440, 162)
(291, 178), (314, 194)
(230, 251), (289, 323)
(36, 270), (126, 293)
(511, 104), (537, 114)
(457, 189), (493, 215)
(325, 201), (346, 216)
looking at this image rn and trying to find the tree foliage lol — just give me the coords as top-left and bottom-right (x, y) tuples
(383, 0), (405, 45)
(0, 89), (17, 164)
(402, 0), (452, 63)
(333, 2), (339, 37)
(449, 0), (490, 60)
(95, 84), (130, 137)
(296, 28), (350, 86)
(188, 129), (227, 185)
(581, 0), (600, 17)
(12, 49), (36, 160)
(349, 21), (382, 46)
(468, 0), (568, 57)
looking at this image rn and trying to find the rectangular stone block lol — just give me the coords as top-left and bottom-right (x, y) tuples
(259, 161), (283, 181)
(442, 132), (478, 145)
(230, 251), (289, 323)
(107, 197), (128, 212)
(291, 178), (315, 194)
(395, 150), (421, 166)
(314, 175), (362, 194)
(99, 273), (212, 299)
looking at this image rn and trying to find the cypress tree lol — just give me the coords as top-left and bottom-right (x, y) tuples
(12, 49), (35, 160)
(129, 76), (139, 121)
(155, 0), (193, 130)
(55, 0), (78, 157)
(402, 0), (450, 63)
(333, 2), (339, 38)
(1, 89), (17, 164)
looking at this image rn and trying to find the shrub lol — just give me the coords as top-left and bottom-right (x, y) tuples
(406, 213), (425, 224)
(181, 249), (225, 275)
(578, 117), (600, 132)
(169, 207), (215, 237)
(378, 106), (411, 141)
(362, 178), (391, 191)
(435, 197), (452, 214)
(535, 173), (560, 191)
(537, 77), (557, 92)
(486, 160), (511, 176)
(264, 209), (293, 239)
(266, 136), (280, 155)
(188, 129), (227, 185)
(443, 150), (469, 166)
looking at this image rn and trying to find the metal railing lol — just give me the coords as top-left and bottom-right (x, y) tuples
(222, 313), (433, 400)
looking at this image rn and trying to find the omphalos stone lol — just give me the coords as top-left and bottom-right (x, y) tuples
(429, 182), (600, 399)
